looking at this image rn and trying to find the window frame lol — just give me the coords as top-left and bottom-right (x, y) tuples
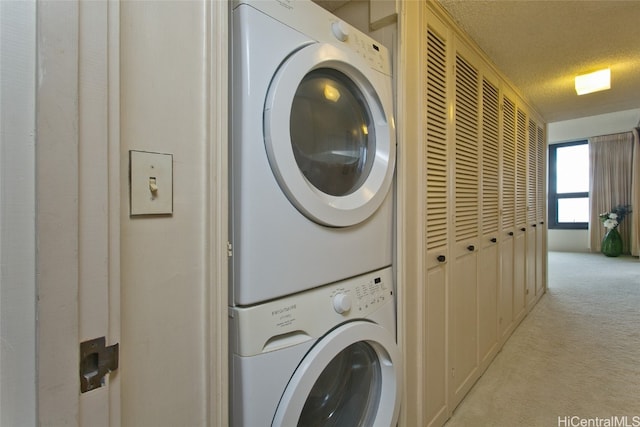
(548, 140), (589, 230)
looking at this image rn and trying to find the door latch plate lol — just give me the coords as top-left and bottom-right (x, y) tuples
(80, 337), (119, 393)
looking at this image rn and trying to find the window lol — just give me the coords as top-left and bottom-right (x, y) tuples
(548, 141), (589, 229)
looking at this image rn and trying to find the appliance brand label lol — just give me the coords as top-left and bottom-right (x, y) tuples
(272, 304), (297, 328)
(271, 304), (296, 317)
(276, 0), (293, 10)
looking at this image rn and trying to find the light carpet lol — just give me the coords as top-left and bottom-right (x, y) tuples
(444, 252), (640, 427)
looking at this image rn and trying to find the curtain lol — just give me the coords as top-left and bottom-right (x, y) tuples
(588, 132), (634, 254)
(632, 128), (640, 256)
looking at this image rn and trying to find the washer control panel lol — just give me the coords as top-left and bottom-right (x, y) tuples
(230, 267), (394, 357)
(328, 270), (391, 316)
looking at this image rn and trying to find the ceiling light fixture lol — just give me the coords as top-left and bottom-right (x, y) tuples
(575, 68), (611, 95)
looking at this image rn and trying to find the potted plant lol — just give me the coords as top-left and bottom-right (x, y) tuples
(599, 204), (632, 257)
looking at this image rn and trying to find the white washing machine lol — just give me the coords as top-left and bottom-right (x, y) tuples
(230, 0), (397, 306)
(229, 267), (402, 426)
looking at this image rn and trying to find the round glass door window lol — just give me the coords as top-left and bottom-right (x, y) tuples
(264, 42), (396, 227)
(290, 68), (375, 197)
(298, 342), (382, 427)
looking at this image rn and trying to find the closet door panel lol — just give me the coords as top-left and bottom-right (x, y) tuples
(478, 241), (498, 368)
(424, 264), (448, 426)
(513, 107), (528, 322)
(499, 92), (517, 339)
(499, 236), (514, 342)
(423, 16), (450, 427)
(449, 43), (480, 410)
(513, 231), (526, 322)
(478, 73), (500, 368)
(449, 250), (478, 409)
(525, 118), (537, 308)
(535, 124), (546, 297)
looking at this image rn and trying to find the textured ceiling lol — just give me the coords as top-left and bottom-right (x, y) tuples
(438, 0), (640, 123)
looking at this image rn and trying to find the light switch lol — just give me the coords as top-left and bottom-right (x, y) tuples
(129, 150), (173, 216)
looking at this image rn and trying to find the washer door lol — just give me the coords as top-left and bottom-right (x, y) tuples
(264, 43), (396, 227)
(272, 321), (402, 427)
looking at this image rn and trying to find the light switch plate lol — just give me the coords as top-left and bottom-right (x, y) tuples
(129, 150), (173, 216)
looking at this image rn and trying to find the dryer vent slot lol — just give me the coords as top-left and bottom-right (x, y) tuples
(262, 330), (312, 353)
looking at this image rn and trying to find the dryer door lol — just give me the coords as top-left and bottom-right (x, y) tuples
(264, 43), (396, 227)
(272, 321), (402, 427)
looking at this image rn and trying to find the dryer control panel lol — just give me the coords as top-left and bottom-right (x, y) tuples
(229, 267), (395, 357)
(234, 0), (392, 76)
(333, 22), (390, 76)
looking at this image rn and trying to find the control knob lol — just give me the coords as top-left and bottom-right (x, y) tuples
(333, 293), (352, 314)
(331, 21), (349, 42)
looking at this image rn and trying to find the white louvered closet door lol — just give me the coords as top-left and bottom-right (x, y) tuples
(406, 4), (550, 427)
(478, 75), (500, 370)
(449, 48), (480, 410)
(526, 118), (538, 307)
(535, 124), (546, 298)
(499, 94), (516, 340)
(423, 21), (449, 427)
(513, 107), (528, 320)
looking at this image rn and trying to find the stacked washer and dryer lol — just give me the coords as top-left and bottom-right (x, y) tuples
(229, 0), (402, 425)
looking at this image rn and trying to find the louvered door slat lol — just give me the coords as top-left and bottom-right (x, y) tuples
(536, 125), (545, 220)
(482, 78), (499, 235)
(515, 109), (527, 226)
(501, 96), (516, 229)
(455, 54), (479, 243)
(425, 28), (449, 251)
(527, 119), (537, 223)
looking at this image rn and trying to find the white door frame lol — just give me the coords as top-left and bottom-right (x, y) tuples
(36, 0), (121, 424)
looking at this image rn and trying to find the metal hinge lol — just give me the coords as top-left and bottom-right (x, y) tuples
(227, 241), (233, 257)
(80, 337), (119, 393)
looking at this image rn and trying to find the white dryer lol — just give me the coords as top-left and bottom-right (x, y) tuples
(229, 267), (402, 426)
(230, 0), (397, 306)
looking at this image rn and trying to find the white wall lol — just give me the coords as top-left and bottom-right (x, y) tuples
(120, 2), (211, 424)
(0, 2), (37, 425)
(547, 108), (640, 252)
(548, 108), (640, 143)
(547, 230), (591, 253)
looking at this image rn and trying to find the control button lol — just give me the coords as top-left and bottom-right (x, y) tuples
(333, 293), (352, 314)
(331, 21), (349, 42)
